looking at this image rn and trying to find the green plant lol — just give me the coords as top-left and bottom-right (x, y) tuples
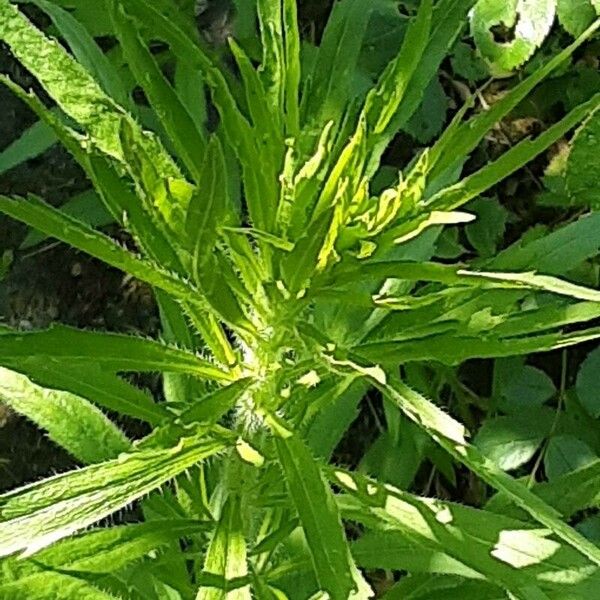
(471, 0), (600, 72)
(1, 0), (600, 598)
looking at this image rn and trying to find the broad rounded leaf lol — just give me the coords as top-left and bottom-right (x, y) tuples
(474, 412), (554, 471)
(471, 0), (556, 72)
(566, 109), (600, 209)
(495, 359), (556, 412)
(557, 0), (597, 36)
(465, 198), (508, 258)
(576, 346), (600, 418)
(544, 435), (598, 480)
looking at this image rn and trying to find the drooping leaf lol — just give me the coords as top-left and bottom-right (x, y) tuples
(0, 0), (179, 180)
(29, 0), (129, 106)
(0, 434), (228, 558)
(0, 367), (130, 464)
(338, 469), (596, 595)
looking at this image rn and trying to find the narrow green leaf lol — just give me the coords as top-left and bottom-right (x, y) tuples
(0, 118), (55, 176)
(0, 572), (118, 600)
(175, 60), (207, 133)
(8, 358), (169, 425)
(429, 18), (600, 181)
(456, 269), (600, 303)
(157, 290), (200, 406)
(352, 532), (481, 579)
(0, 0), (179, 179)
(0, 325), (232, 382)
(20, 190), (111, 249)
(228, 37), (282, 159)
(364, 0), (432, 142)
(30, 0), (129, 106)
(0, 76), (185, 271)
(85, 155), (185, 273)
(0, 195), (239, 329)
(428, 95), (600, 211)
(1, 519), (208, 591)
(222, 227), (294, 252)
(490, 212), (600, 275)
(282, 207), (335, 292)
(339, 260), (600, 304)
(109, 0), (207, 181)
(355, 325), (600, 366)
(196, 494), (251, 599)
(187, 136), (228, 279)
(123, 0), (275, 233)
(381, 576), (501, 600)
(368, 0), (476, 172)
(257, 0), (285, 127)
(0, 434), (227, 557)
(0, 367), (130, 464)
(180, 379), (252, 426)
(300, 0), (372, 129)
(275, 435), (356, 600)
(283, 0), (300, 137)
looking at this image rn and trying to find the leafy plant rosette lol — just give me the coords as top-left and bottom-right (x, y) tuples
(1, 0), (600, 598)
